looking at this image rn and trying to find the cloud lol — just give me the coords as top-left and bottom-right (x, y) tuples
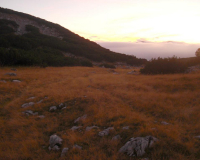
(97, 41), (200, 60)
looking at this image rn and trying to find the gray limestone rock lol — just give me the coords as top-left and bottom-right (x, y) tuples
(71, 126), (82, 131)
(98, 127), (114, 137)
(5, 73), (17, 76)
(37, 100), (43, 104)
(112, 135), (121, 141)
(38, 115), (45, 119)
(23, 110), (38, 116)
(13, 80), (21, 83)
(21, 102), (34, 108)
(119, 136), (158, 157)
(161, 121), (170, 125)
(61, 148), (69, 157)
(73, 144), (82, 150)
(49, 106), (57, 112)
(28, 97), (35, 100)
(122, 126), (130, 130)
(86, 126), (99, 131)
(74, 114), (87, 123)
(49, 135), (62, 151)
(195, 136), (200, 139)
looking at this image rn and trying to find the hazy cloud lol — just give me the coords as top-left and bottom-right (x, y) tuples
(97, 41), (200, 60)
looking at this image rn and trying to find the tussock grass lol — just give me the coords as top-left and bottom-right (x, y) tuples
(0, 67), (200, 159)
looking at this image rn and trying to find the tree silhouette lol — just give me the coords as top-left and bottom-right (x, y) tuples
(195, 48), (200, 57)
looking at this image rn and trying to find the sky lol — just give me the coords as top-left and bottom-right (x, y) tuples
(1, 0), (200, 60)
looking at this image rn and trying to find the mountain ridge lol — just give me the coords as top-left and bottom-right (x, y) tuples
(0, 7), (147, 67)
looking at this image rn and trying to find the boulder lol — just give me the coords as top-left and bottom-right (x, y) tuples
(23, 110), (38, 116)
(21, 102), (34, 108)
(74, 114), (87, 123)
(119, 136), (158, 157)
(49, 106), (57, 112)
(98, 127), (114, 137)
(49, 135), (62, 151)
(61, 148), (69, 157)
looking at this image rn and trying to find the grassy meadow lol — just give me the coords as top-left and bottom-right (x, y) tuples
(0, 66), (200, 160)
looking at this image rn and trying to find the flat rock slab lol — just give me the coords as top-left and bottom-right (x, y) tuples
(13, 80), (21, 83)
(98, 127), (114, 137)
(119, 136), (158, 157)
(71, 126), (82, 131)
(23, 110), (38, 116)
(161, 121), (170, 125)
(21, 102), (34, 108)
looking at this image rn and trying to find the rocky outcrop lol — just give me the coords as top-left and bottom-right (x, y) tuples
(119, 136), (158, 157)
(49, 135), (62, 151)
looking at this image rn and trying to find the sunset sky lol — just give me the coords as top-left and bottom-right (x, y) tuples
(1, 0), (200, 59)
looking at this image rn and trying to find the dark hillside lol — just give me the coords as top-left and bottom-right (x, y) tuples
(0, 7), (147, 67)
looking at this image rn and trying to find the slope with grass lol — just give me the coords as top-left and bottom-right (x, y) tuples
(1, 67), (200, 159)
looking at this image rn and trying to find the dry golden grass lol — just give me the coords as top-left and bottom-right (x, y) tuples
(0, 66), (200, 160)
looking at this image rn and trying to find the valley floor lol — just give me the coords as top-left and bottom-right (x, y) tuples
(0, 67), (200, 160)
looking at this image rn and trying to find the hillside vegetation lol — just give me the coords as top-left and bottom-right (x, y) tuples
(1, 67), (200, 159)
(0, 7), (147, 67)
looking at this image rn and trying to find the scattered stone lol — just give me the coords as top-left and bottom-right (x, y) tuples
(23, 110), (38, 116)
(119, 136), (158, 157)
(28, 97), (35, 100)
(98, 127), (114, 137)
(86, 126), (99, 131)
(49, 135), (62, 151)
(37, 100), (43, 104)
(21, 102), (34, 108)
(194, 136), (200, 139)
(38, 115), (45, 119)
(49, 106), (57, 112)
(58, 103), (64, 109)
(0, 80), (6, 83)
(11, 68), (17, 71)
(61, 148), (69, 157)
(71, 126), (82, 131)
(161, 121), (170, 125)
(112, 135), (121, 141)
(13, 80), (21, 83)
(73, 144), (82, 150)
(74, 114), (87, 123)
(122, 126), (130, 130)
(127, 71), (136, 74)
(5, 73), (17, 76)
(62, 107), (67, 110)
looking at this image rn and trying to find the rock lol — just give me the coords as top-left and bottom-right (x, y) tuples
(37, 100), (43, 104)
(62, 107), (67, 110)
(71, 126), (82, 131)
(119, 136), (158, 157)
(23, 110), (38, 116)
(74, 114), (87, 123)
(49, 135), (62, 151)
(73, 144), (82, 150)
(61, 148), (69, 157)
(11, 68), (17, 71)
(28, 97), (35, 99)
(86, 126), (99, 131)
(161, 121), (169, 125)
(21, 102), (34, 108)
(49, 106), (57, 112)
(13, 80), (21, 83)
(98, 127), (114, 137)
(0, 80), (6, 83)
(113, 72), (119, 75)
(122, 126), (130, 130)
(58, 103), (64, 109)
(5, 73), (17, 76)
(195, 136), (200, 139)
(112, 135), (121, 141)
(127, 71), (135, 74)
(38, 115), (45, 118)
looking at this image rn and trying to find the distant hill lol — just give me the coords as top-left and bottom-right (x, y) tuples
(0, 7), (147, 67)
